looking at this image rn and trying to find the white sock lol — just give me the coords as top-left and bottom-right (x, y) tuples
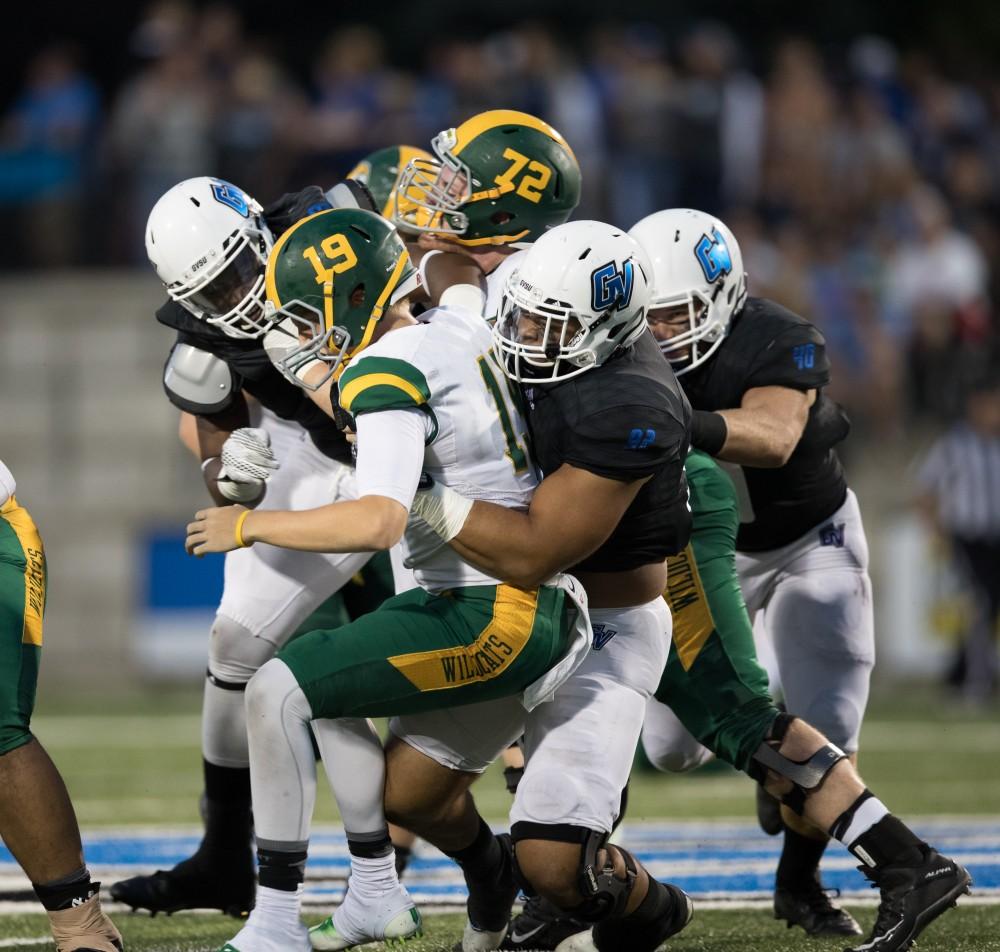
(837, 796), (890, 847)
(347, 852), (399, 897)
(332, 854), (406, 941)
(250, 884), (303, 933)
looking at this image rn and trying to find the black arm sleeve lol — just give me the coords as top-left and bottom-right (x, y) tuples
(262, 186), (331, 236)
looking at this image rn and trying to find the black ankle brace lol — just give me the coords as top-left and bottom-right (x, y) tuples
(33, 868), (96, 911)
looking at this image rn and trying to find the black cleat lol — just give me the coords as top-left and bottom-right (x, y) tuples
(499, 895), (589, 950)
(774, 875), (862, 936)
(110, 849), (255, 918)
(846, 846), (972, 952)
(460, 833), (518, 951)
(756, 783), (784, 837)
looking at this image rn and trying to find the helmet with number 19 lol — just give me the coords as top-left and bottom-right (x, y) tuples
(392, 109), (581, 248)
(262, 208), (420, 389)
(628, 208), (747, 375)
(145, 177), (275, 339)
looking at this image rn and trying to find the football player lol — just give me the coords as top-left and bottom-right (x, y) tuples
(111, 175), (397, 918)
(0, 459), (123, 952)
(185, 208), (593, 952)
(400, 220), (695, 952)
(391, 108), (581, 312)
(343, 144), (433, 221)
(630, 208), (973, 952)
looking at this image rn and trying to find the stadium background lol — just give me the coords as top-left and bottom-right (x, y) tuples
(0, 2), (998, 949)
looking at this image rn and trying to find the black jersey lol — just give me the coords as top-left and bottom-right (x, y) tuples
(156, 186), (353, 466)
(524, 331), (692, 573)
(681, 296), (850, 551)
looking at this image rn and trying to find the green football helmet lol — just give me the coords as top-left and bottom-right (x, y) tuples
(347, 145), (434, 224)
(392, 109), (581, 247)
(263, 208), (418, 389)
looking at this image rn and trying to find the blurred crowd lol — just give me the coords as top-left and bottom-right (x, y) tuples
(3, 2), (1000, 436)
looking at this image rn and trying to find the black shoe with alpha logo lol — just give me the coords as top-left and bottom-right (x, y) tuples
(845, 846), (972, 952)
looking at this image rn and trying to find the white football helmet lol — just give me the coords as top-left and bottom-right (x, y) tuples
(145, 177), (274, 339)
(492, 220), (651, 383)
(628, 208), (747, 375)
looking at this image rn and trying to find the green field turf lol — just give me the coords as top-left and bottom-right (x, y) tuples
(1, 904), (997, 952)
(4, 684), (997, 950)
(26, 684), (1000, 826)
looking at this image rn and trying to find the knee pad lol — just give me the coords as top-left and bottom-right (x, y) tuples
(644, 739), (715, 774)
(749, 713), (847, 814)
(244, 658), (308, 723)
(208, 615), (280, 687)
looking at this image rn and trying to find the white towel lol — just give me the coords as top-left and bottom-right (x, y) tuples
(521, 572), (592, 712)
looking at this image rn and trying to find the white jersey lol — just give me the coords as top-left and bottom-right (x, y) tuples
(0, 459), (15, 508)
(484, 250), (527, 322)
(339, 306), (537, 591)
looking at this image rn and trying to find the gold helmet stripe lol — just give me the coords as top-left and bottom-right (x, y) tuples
(452, 109), (578, 165)
(263, 208), (336, 309)
(344, 246), (413, 361)
(451, 229), (529, 247)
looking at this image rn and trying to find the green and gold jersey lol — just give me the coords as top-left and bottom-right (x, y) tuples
(339, 306), (537, 591)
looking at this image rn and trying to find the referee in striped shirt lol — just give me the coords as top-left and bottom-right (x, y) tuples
(916, 373), (1000, 701)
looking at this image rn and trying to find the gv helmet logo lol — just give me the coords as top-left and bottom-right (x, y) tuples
(591, 259), (634, 313)
(694, 228), (732, 283)
(211, 181), (250, 217)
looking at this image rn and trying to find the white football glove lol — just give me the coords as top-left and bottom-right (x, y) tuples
(218, 427), (280, 503)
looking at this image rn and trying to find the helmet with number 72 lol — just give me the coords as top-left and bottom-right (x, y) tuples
(262, 208), (419, 389)
(392, 109), (581, 247)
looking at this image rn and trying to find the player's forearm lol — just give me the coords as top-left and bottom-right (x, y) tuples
(712, 408), (803, 468)
(449, 501), (576, 588)
(242, 497), (407, 552)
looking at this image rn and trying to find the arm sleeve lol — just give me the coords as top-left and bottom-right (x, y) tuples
(353, 408), (433, 509)
(744, 323), (831, 391)
(563, 403), (690, 482)
(262, 186), (331, 234)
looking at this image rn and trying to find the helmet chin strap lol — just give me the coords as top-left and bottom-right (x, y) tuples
(323, 279), (335, 333)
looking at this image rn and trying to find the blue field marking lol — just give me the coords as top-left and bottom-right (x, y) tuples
(1, 820), (997, 904)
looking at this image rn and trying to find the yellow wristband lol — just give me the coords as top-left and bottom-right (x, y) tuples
(234, 509), (252, 548)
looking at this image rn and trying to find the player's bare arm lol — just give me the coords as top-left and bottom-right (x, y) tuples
(186, 494), (407, 556)
(436, 463), (649, 589)
(712, 385), (815, 468)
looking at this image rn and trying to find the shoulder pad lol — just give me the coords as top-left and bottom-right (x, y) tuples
(339, 355), (431, 417)
(163, 342), (239, 415)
